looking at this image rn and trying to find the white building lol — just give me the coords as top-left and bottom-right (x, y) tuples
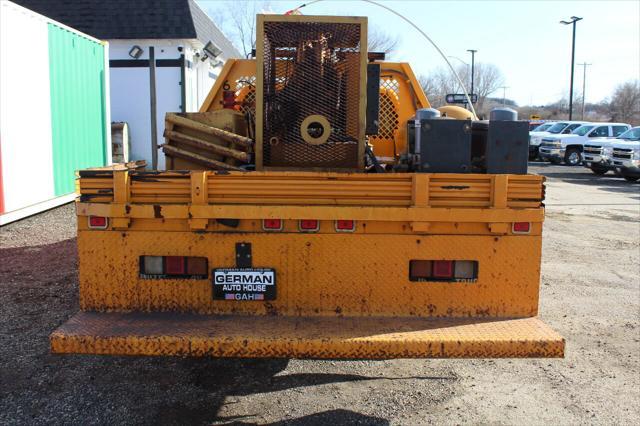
(16, 0), (241, 169)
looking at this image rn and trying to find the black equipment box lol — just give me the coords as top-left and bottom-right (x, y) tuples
(366, 64), (381, 135)
(485, 121), (529, 174)
(408, 119), (472, 173)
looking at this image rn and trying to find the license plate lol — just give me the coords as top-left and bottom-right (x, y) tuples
(213, 268), (276, 301)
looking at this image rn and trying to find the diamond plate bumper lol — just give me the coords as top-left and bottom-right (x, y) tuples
(51, 312), (564, 359)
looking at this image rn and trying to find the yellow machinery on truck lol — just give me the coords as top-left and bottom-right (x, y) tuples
(51, 14), (564, 359)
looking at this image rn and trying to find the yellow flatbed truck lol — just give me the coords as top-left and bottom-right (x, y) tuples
(51, 14), (564, 359)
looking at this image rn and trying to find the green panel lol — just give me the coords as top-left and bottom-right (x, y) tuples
(48, 24), (107, 196)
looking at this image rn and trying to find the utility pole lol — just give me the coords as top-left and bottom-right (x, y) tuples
(578, 62), (592, 120)
(500, 86), (509, 106)
(467, 49), (477, 103)
(560, 16), (583, 120)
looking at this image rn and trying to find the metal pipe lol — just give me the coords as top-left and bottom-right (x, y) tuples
(180, 53), (186, 113)
(162, 145), (245, 171)
(149, 46), (158, 169)
(164, 130), (250, 162)
(165, 114), (254, 148)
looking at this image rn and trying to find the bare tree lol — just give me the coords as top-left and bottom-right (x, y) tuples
(418, 70), (457, 107)
(470, 64), (504, 113)
(516, 81), (639, 124)
(418, 74), (442, 105)
(211, 1), (270, 57)
(368, 26), (399, 55)
(418, 63), (504, 114)
(210, 3), (400, 59)
(609, 80), (640, 124)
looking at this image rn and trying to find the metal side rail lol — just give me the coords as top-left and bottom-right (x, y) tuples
(51, 313), (564, 359)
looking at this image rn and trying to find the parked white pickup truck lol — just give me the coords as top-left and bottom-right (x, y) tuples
(610, 127), (640, 182)
(539, 123), (631, 166)
(529, 121), (586, 160)
(583, 127), (640, 175)
(583, 139), (617, 175)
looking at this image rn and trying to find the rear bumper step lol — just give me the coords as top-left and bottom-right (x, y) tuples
(51, 312), (564, 359)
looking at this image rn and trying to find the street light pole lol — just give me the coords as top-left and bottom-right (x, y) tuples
(467, 49), (477, 102)
(560, 16), (583, 120)
(579, 62), (592, 120)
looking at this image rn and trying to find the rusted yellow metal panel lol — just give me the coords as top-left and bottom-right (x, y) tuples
(51, 313), (564, 358)
(371, 63), (432, 160)
(77, 171), (544, 209)
(68, 172), (556, 359)
(198, 59), (242, 113)
(77, 231), (542, 317)
(77, 203), (544, 229)
(78, 218), (542, 236)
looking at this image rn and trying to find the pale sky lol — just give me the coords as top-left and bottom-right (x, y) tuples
(198, 0), (640, 106)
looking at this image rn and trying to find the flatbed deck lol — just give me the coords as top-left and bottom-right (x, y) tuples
(52, 312), (564, 358)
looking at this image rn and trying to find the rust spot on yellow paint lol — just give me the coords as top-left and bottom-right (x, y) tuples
(153, 205), (163, 219)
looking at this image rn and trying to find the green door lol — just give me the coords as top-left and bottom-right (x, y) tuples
(48, 24), (107, 196)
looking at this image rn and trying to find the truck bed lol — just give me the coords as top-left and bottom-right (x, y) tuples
(51, 170), (564, 359)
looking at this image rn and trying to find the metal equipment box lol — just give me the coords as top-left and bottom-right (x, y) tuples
(486, 121), (529, 174)
(255, 14), (368, 171)
(411, 119), (472, 173)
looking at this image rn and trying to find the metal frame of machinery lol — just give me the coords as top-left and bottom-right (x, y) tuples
(255, 15), (368, 171)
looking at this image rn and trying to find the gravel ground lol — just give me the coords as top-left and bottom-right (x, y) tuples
(1, 164), (638, 425)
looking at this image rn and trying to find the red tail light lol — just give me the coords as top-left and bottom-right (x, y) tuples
(512, 222), (531, 234)
(410, 260), (478, 282)
(140, 256), (208, 279)
(432, 260), (454, 278)
(410, 260), (432, 280)
(186, 257), (208, 275)
(263, 219), (283, 231)
(299, 219), (319, 232)
(88, 216), (108, 229)
(165, 256), (185, 275)
(335, 220), (356, 232)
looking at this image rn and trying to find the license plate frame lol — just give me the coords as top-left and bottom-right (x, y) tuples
(212, 268), (276, 301)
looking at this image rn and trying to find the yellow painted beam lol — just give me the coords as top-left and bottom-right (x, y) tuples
(77, 202), (544, 223)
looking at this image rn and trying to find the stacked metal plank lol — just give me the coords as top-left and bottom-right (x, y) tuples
(162, 111), (253, 171)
